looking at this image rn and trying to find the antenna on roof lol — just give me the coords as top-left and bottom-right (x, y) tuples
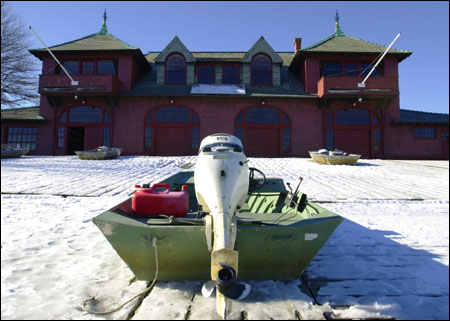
(29, 26), (79, 86)
(357, 32), (401, 88)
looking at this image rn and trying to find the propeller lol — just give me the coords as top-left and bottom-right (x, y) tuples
(202, 263), (251, 300)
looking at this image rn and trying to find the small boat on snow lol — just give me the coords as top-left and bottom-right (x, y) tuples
(309, 148), (360, 165)
(1, 144), (30, 158)
(93, 134), (343, 319)
(75, 146), (123, 160)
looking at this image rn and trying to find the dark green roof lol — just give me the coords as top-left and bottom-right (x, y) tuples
(29, 24), (144, 58)
(393, 109), (449, 125)
(295, 25), (411, 62)
(1, 106), (46, 122)
(29, 24), (150, 70)
(30, 25), (137, 51)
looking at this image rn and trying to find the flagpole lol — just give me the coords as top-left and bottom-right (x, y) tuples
(358, 32), (401, 88)
(29, 26), (79, 86)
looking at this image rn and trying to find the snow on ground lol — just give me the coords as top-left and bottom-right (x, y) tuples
(1, 156), (449, 320)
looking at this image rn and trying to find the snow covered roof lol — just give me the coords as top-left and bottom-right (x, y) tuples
(190, 84), (246, 95)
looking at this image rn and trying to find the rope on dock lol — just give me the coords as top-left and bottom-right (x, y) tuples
(81, 237), (159, 315)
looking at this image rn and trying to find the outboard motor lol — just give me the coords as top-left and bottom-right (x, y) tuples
(194, 133), (251, 319)
(195, 133), (249, 216)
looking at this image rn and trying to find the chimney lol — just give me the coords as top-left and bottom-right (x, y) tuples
(294, 38), (302, 52)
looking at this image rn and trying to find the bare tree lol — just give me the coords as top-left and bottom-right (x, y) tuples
(1, 1), (39, 108)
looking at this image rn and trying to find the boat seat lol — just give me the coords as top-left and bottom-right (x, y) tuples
(240, 192), (287, 214)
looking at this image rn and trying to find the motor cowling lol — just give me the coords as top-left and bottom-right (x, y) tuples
(194, 134), (249, 215)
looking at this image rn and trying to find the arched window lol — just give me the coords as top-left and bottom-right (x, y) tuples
(336, 109), (370, 125)
(69, 106), (102, 123)
(156, 106), (191, 123)
(251, 53), (272, 85)
(166, 53), (186, 85)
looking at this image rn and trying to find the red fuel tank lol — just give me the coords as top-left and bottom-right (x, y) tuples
(132, 183), (189, 217)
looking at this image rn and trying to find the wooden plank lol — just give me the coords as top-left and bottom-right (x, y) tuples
(188, 280), (330, 320)
(132, 281), (201, 320)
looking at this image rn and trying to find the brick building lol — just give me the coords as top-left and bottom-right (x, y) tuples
(1, 19), (449, 159)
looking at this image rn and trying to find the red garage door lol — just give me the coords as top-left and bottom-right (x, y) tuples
(325, 108), (383, 159)
(84, 127), (102, 150)
(245, 128), (280, 157)
(235, 106), (291, 157)
(155, 127), (190, 156)
(335, 129), (371, 158)
(145, 106), (200, 156)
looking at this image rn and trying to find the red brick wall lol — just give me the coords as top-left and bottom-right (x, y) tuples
(7, 94), (448, 159)
(384, 124), (449, 159)
(117, 55), (134, 91)
(110, 96), (321, 156)
(304, 57), (320, 93)
(36, 96), (56, 155)
(383, 56), (398, 78)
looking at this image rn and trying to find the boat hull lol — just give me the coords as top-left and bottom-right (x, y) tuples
(94, 210), (342, 281)
(1, 147), (30, 158)
(93, 172), (343, 281)
(75, 148), (123, 160)
(309, 151), (360, 165)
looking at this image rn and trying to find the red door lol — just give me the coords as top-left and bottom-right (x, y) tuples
(84, 127), (101, 150)
(155, 127), (190, 156)
(334, 129), (371, 158)
(245, 128), (279, 157)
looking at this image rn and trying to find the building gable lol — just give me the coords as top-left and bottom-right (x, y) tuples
(241, 36), (283, 63)
(154, 36), (196, 63)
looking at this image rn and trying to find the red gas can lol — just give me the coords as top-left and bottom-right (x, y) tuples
(132, 183), (189, 217)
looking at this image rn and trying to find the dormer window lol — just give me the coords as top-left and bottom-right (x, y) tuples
(198, 64), (215, 84)
(251, 53), (272, 86)
(223, 64), (240, 84)
(166, 53), (186, 85)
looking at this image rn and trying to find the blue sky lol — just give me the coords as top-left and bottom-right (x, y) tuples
(9, 1), (449, 114)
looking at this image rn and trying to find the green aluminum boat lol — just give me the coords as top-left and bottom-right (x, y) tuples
(93, 170), (343, 281)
